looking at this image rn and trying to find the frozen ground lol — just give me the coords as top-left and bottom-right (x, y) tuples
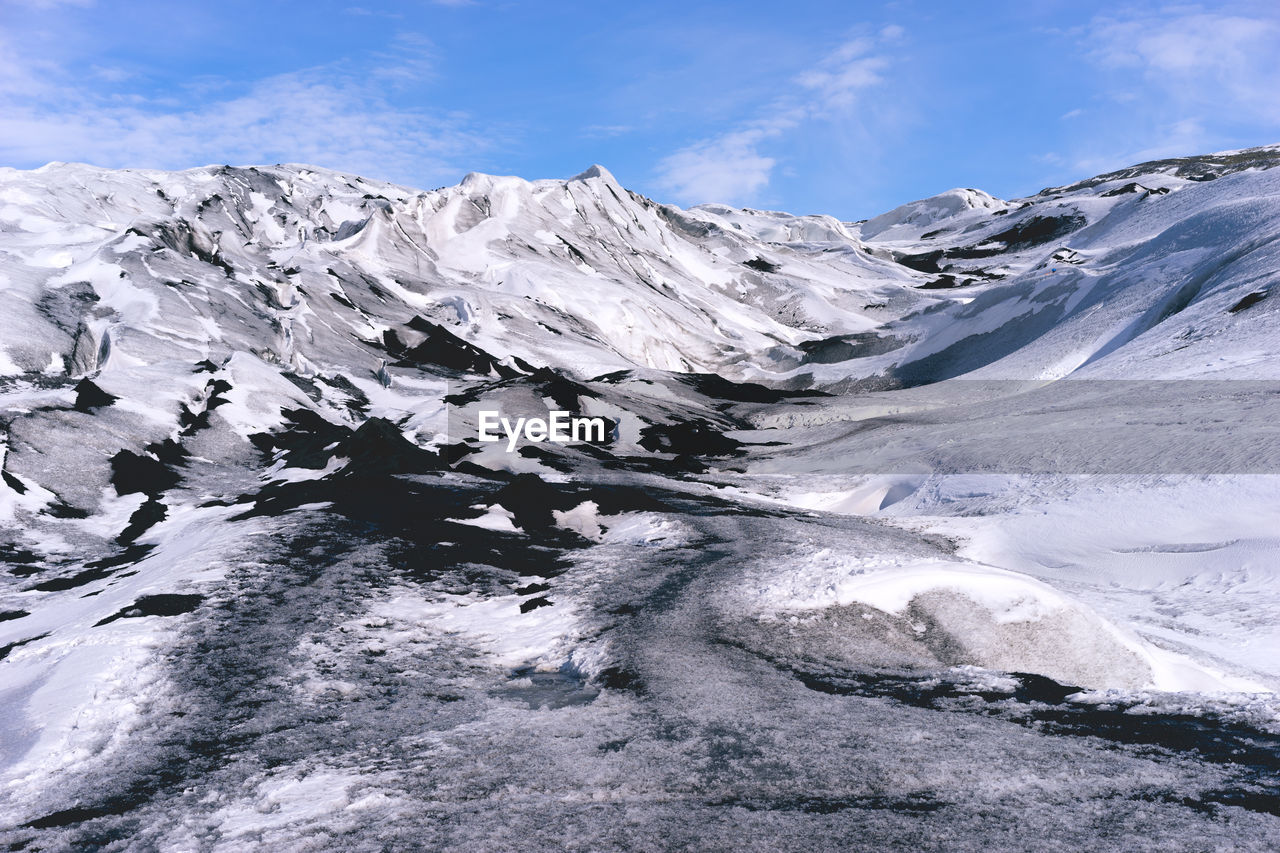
(2, 146), (1280, 849)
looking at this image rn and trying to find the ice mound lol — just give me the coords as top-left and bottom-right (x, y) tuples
(775, 560), (1263, 693)
(789, 476), (925, 514)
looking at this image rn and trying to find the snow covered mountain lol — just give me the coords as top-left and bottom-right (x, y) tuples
(3, 146), (1280, 849)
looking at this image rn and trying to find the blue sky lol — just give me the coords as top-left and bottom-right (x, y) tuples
(2, 1), (1279, 219)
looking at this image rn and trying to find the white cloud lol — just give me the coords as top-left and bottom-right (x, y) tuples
(0, 39), (485, 190)
(0, 34), (59, 99)
(371, 32), (438, 85)
(1054, 9), (1280, 181)
(655, 126), (784, 206)
(880, 24), (905, 42)
(655, 33), (894, 205)
(1089, 11), (1280, 124)
(796, 52), (888, 113)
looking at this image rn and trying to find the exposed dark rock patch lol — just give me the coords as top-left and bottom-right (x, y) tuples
(3, 470), (27, 494)
(639, 418), (744, 457)
(250, 407), (352, 469)
(492, 473), (580, 529)
(110, 451), (181, 497)
(524, 366), (599, 411)
(917, 275), (971, 290)
(30, 564), (120, 592)
(983, 214), (1088, 252)
(519, 596), (553, 613)
(894, 249), (947, 274)
(331, 417), (443, 477)
(74, 379), (117, 413)
(94, 594), (205, 626)
(145, 439), (188, 466)
(386, 317), (514, 377)
(1, 544), (40, 568)
(896, 214), (1086, 273)
(680, 373), (829, 402)
(744, 257), (779, 273)
(1229, 291), (1269, 314)
(0, 633), (49, 662)
(1101, 182), (1147, 197)
(118, 498), (167, 545)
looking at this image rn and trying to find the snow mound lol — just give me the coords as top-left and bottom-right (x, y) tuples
(859, 188), (1008, 240)
(775, 559), (1263, 693)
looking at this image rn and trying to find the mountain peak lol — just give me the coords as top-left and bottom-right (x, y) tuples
(859, 186), (1009, 240)
(569, 164), (619, 185)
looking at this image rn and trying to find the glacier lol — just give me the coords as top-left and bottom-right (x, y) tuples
(2, 146), (1280, 849)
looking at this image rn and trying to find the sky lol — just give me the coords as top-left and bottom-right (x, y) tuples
(2, 0), (1279, 220)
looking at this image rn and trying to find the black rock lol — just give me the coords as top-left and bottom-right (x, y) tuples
(73, 379), (117, 413)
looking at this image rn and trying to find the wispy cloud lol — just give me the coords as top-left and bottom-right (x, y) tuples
(1070, 118), (1211, 177)
(582, 124), (634, 139)
(1088, 9), (1280, 127)
(653, 124), (789, 207)
(0, 34), (60, 99)
(371, 31), (438, 85)
(795, 37), (889, 114)
(1037, 8), (1280, 180)
(0, 36), (486, 189)
(655, 32), (895, 206)
(879, 24), (905, 42)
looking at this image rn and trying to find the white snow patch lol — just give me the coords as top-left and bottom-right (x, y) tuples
(370, 587), (578, 669)
(449, 503), (521, 533)
(553, 500), (604, 541)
